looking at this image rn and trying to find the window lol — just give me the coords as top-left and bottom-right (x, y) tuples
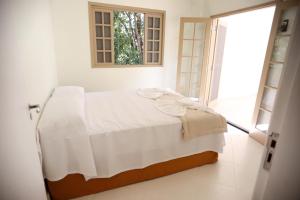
(89, 3), (165, 67)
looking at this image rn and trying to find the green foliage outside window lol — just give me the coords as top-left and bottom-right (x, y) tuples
(114, 11), (145, 65)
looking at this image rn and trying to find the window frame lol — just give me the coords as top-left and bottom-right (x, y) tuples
(89, 2), (165, 68)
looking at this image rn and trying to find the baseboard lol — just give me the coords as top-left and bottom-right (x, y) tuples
(249, 131), (267, 145)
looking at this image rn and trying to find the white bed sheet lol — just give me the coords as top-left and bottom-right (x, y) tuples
(39, 89), (225, 181)
(85, 90), (225, 179)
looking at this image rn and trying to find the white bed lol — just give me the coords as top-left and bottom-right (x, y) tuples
(38, 87), (225, 181)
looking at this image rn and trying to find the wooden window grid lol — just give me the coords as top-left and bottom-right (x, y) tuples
(89, 2), (165, 67)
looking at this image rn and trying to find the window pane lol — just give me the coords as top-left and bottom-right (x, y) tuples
(190, 72), (200, 85)
(147, 41), (153, 51)
(194, 23), (206, 40)
(97, 52), (104, 63)
(271, 36), (289, 62)
(182, 40), (193, 56)
(189, 84), (200, 98)
(183, 23), (194, 39)
(256, 110), (271, 133)
(148, 17), (153, 28)
(180, 73), (190, 96)
(104, 39), (111, 50)
(154, 30), (160, 40)
(105, 52), (112, 62)
(261, 88), (276, 111)
(104, 12), (111, 24)
(192, 56), (202, 73)
(181, 57), (192, 72)
(154, 53), (159, 62)
(193, 40), (204, 57)
(148, 29), (153, 40)
(96, 39), (103, 50)
(96, 26), (103, 37)
(266, 64), (283, 88)
(147, 53), (153, 62)
(114, 11), (144, 65)
(95, 12), (102, 24)
(154, 41), (159, 51)
(154, 18), (160, 28)
(104, 26), (111, 37)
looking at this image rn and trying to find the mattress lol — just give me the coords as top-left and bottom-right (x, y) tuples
(38, 88), (225, 181)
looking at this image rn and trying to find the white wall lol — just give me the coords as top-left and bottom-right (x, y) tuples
(51, 0), (275, 92)
(0, 0), (57, 199)
(191, 0), (208, 17)
(51, 0), (205, 91)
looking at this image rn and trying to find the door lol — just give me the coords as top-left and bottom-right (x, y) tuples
(252, 0), (300, 133)
(176, 18), (212, 104)
(0, 56), (48, 200)
(253, 3), (300, 198)
(0, 1), (48, 199)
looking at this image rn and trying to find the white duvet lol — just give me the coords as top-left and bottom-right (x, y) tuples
(38, 87), (225, 181)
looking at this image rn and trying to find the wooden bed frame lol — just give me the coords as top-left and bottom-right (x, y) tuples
(46, 151), (218, 200)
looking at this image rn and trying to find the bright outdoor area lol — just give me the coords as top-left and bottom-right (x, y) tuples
(209, 6), (276, 131)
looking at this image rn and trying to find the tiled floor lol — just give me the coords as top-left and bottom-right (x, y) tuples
(73, 126), (264, 200)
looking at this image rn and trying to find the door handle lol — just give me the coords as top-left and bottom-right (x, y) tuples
(28, 104), (40, 120)
(263, 132), (279, 170)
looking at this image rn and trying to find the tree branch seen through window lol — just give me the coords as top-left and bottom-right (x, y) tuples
(114, 11), (144, 65)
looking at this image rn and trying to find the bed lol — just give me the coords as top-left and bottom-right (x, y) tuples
(38, 87), (226, 200)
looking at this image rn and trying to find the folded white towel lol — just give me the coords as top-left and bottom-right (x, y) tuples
(177, 97), (214, 113)
(177, 97), (200, 106)
(155, 93), (186, 116)
(137, 88), (214, 117)
(155, 101), (186, 117)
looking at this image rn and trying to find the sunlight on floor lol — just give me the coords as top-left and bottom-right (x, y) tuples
(209, 96), (256, 130)
(73, 126), (264, 200)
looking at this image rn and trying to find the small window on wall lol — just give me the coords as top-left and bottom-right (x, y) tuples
(89, 2), (165, 67)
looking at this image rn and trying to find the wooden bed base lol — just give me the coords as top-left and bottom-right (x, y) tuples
(46, 151), (218, 200)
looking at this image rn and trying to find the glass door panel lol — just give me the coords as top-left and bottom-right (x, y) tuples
(183, 23), (194, 39)
(261, 88), (277, 111)
(182, 40), (193, 56)
(181, 57), (192, 72)
(266, 63), (283, 88)
(177, 18), (211, 101)
(256, 110), (271, 133)
(271, 36), (290, 62)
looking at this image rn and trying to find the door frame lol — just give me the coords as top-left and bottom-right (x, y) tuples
(211, 1), (275, 19)
(205, 2), (276, 128)
(176, 1), (278, 109)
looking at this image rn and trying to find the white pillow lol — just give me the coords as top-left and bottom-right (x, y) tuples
(52, 86), (84, 98)
(38, 87), (86, 138)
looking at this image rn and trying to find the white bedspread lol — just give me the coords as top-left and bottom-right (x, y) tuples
(38, 89), (225, 181)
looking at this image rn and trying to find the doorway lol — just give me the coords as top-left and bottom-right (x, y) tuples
(208, 6), (275, 131)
